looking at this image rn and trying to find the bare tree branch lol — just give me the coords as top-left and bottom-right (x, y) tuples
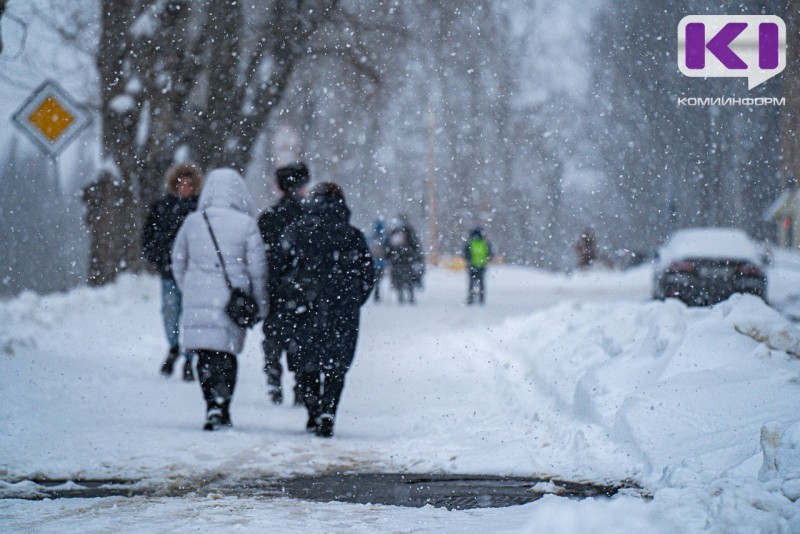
(28, 2), (96, 57)
(0, 9), (28, 59)
(331, 5), (406, 40)
(307, 45), (381, 85)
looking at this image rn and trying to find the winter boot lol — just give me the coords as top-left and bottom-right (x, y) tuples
(182, 358), (195, 382)
(203, 407), (224, 431)
(315, 414), (334, 438)
(221, 402), (233, 427)
(267, 369), (283, 404)
(267, 369), (283, 405)
(160, 346), (180, 377)
(306, 413), (318, 433)
(268, 385), (283, 405)
(293, 382), (304, 407)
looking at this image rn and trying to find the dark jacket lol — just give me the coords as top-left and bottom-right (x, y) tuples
(387, 225), (424, 287)
(274, 198), (374, 372)
(142, 194), (198, 279)
(258, 194), (305, 324)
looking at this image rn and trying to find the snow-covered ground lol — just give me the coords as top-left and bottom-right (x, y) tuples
(1, 261), (800, 532)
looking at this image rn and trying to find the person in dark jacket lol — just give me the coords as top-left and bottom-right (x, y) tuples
(142, 162), (203, 380)
(386, 218), (423, 304)
(575, 227), (598, 269)
(463, 227), (492, 305)
(257, 162), (309, 405)
(273, 182), (374, 438)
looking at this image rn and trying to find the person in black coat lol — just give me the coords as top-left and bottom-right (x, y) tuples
(142, 162), (203, 380)
(273, 182), (374, 438)
(386, 218), (423, 304)
(257, 162), (309, 405)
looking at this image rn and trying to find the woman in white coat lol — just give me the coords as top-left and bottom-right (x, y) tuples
(172, 168), (267, 430)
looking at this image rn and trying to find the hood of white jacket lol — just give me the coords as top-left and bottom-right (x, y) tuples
(197, 168), (255, 216)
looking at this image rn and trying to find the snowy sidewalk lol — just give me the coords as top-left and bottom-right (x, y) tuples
(2, 265), (800, 532)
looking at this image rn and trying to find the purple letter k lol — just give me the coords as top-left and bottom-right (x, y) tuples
(686, 22), (748, 70)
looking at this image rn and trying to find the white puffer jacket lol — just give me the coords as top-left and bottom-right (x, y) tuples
(172, 168), (267, 355)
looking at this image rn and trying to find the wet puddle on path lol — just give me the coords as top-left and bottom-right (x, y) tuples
(1, 474), (645, 510)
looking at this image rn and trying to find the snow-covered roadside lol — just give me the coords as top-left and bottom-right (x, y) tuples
(1, 264), (800, 532)
(462, 293), (800, 531)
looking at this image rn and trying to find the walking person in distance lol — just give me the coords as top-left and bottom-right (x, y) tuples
(386, 217), (423, 304)
(463, 227), (492, 305)
(369, 219), (388, 302)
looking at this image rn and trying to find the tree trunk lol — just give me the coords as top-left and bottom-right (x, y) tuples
(84, 0), (137, 286)
(85, 0), (365, 286)
(83, 174), (133, 286)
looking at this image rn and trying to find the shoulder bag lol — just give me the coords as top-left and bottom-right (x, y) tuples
(202, 211), (260, 329)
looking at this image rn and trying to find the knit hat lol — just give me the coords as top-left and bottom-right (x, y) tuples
(275, 162), (310, 192)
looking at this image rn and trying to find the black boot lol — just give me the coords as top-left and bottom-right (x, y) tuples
(267, 367), (283, 405)
(221, 401), (233, 427)
(182, 358), (195, 382)
(161, 346), (180, 377)
(306, 413), (318, 433)
(203, 407), (223, 431)
(293, 381), (304, 407)
(268, 385), (283, 405)
(315, 414), (334, 438)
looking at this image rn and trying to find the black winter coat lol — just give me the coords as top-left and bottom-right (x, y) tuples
(387, 225), (424, 288)
(273, 198), (374, 373)
(142, 194), (198, 279)
(257, 194), (305, 325)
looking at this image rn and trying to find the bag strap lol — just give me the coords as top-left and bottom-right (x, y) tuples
(202, 211), (234, 291)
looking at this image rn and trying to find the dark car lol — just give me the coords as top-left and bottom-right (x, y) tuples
(653, 228), (767, 306)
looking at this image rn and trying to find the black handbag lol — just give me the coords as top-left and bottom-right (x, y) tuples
(202, 211), (261, 329)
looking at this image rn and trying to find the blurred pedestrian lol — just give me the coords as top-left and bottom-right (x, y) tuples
(369, 219), (388, 302)
(464, 227), (492, 305)
(575, 227), (598, 269)
(171, 169), (267, 431)
(273, 183), (374, 437)
(142, 162), (203, 381)
(386, 217), (423, 304)
(258, 162), (309, 405)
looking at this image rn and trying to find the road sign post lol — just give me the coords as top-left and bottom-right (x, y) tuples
(10, 80), (92, 192)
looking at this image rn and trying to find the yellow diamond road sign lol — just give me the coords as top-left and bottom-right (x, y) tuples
(29, 97), (75, 142)
(12, 80), (91, 156)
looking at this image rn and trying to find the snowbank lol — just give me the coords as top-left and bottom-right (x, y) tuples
(461, 291), (800, 530)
